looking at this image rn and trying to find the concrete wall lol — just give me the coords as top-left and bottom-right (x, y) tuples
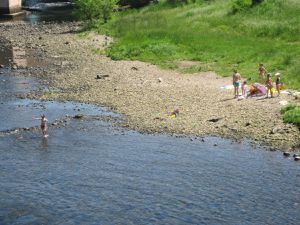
(0, 0), (22, 14)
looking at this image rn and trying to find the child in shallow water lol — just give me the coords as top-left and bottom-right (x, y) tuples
(33, 114), (48, 137)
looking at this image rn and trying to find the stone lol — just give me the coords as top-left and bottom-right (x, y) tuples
(279, 100), (289, 106)
(294, 156), (300, 161)
(96, 74), (109, 79)
(292, 92), (300, 99)
(170, 109), (179, 117)
(283, 152), (290, 157)
(74, 114), (84, 119)
(271, 126), (284, 134)
(208, 117), (222, 123)
(158, 77), (163, 83)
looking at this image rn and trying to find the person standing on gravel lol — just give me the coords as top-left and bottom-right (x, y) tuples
(258, 63), (266, 84)
(232, 69), (241, 98)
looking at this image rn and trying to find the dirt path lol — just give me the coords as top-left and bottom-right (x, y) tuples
(1, 22), (299, 151)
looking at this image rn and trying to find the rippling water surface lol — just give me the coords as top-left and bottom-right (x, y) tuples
(1, 123), (300, 225)
(1, 72), (300, 225)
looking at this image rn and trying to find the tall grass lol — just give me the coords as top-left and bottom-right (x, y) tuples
(96, 0), (300, 89)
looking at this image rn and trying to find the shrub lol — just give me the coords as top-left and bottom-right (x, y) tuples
(74, 0), (117, 23)
(280, 104), (300, 127)
(252, 0), (263, 5)
(280, 104), (297, 114)
(283, 107), (300, 127)
(117, 0), (152, 8)
(166, 0), (188, 5)
(231, 0), (252, 13)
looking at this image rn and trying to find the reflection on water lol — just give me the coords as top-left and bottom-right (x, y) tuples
(23, 0), (75, 23)
(0, 0), (75, 23)
(0, 40), (48, 68)
(40, 136), (48, 148)
(0, 73), (116, 131)
(0, 73), (39, 100)
(11, 47), (27, 68)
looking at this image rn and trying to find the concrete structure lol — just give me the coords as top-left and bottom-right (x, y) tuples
(0, 0), (24, 18)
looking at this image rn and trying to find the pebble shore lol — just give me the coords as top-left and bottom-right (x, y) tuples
(1, 21), (299, 151)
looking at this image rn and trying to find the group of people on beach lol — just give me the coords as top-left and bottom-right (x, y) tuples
(35, 63), (283, 137)
(232, 63), (283, 99)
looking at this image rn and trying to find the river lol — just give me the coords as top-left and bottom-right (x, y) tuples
(1, 1), (300, 225)
(4, 0), (76, 23)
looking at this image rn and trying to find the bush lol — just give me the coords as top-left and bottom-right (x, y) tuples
(166, 0), (188, 5)
(280, 104), (297, 114)
(118, 0), (152, 8)
(231, 0), (252, 13)
(281, 104), (300, 127)
(283, 107), (300, 127)
(231, 0), (264, 13)
(74, 0), (117, 23)
(252, 0), (263, 5)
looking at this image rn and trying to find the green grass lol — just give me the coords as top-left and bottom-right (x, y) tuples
(281, 104), (300, 127)
(93, 0), (300, 89)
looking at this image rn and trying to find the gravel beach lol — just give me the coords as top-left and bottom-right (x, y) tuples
(1, 21), (299, 151)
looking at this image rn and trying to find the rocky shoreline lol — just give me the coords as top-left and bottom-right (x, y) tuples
(1, 21), (299, 151)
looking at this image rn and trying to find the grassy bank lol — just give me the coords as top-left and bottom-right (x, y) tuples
(281, 104), (300, 128)
(95, 0), (300, 89)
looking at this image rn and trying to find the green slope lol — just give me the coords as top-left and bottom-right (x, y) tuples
(98, 0), (300, 89)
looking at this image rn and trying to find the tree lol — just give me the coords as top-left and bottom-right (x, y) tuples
(74, 0), (117, 23)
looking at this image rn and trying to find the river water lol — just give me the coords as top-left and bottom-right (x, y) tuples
(1, 2), (300, 225)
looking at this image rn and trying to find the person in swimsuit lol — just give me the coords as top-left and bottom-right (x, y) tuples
(232, 69), (241, 98)
(275, 72), (282, 97)
(33, 114), (48, 137)
(241, 81), (247, 97)
(265, 73), (273, 98)
(258, 63), (266, 84)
